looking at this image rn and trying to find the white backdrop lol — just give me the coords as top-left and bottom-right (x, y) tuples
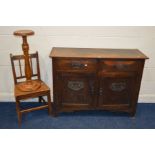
(0, 26), (154, 102)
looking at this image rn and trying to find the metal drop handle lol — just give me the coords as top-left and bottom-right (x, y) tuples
(71, 61), (87, 69)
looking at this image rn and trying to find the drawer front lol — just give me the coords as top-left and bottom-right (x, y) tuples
(100, 60), (142, 72)
(54, 58), (97, 72)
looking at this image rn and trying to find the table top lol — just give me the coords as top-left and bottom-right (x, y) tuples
(14, 30), (34, 36)
(50, 47), (149, 59)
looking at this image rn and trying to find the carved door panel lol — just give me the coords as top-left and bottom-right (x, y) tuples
(58, 73), (96, 108)
(98, 72), (135, 107)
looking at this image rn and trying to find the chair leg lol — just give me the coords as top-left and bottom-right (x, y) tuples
(15, 99), (22, 127)
(47, 92), (52, 115)
(38, 96), (42, 103)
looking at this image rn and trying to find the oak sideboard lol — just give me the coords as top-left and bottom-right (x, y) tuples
(50, 47), (148, 116)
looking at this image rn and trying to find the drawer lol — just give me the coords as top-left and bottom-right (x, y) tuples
(54, 58), (97, 72)
(100, 60), (142, 72)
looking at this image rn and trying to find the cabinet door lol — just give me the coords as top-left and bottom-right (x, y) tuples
(98, 72), (136, 110)
(57, 72), (97, 110)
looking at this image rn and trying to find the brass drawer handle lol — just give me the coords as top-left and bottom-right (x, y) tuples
(116, 63), (125, 69)
(68, 81), (84, 91)
(104, 61), (136, 70)
(71, 61), (87, 69)
(110, 82), (126, 92)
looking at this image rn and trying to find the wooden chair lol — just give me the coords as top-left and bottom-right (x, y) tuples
(10, 52), (52, 126)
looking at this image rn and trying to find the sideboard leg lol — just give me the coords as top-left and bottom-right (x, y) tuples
(130, 109), (136, 117)
(52, 104), (59, 117)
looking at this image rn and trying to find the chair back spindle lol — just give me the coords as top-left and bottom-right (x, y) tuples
(10, 52), (41, 84)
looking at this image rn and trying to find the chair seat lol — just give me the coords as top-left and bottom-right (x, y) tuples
(15, 80), (50, 100)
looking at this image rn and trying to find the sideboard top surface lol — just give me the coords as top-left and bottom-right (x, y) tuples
(50, 47), (148, 59)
